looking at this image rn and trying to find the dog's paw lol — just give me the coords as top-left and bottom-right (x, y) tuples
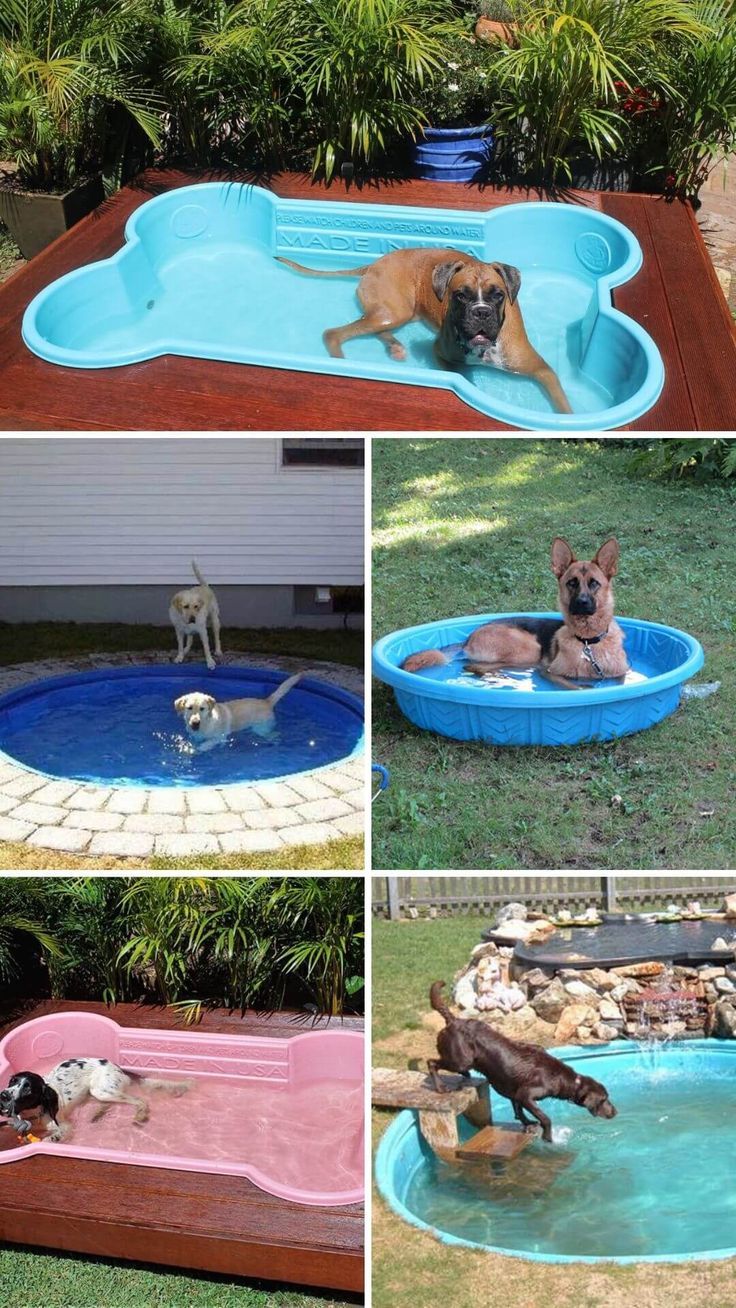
(46, 1127), (64, 1143)
(173, 654), (184, 664)
(402, 650), (447, 673)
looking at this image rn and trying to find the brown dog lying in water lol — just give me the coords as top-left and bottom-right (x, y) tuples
(278, 248), (572, 414)
(428, 981), (617, 1142)
(403, 536), (629, 689)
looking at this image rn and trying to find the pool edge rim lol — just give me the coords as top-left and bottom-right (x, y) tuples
(374, 1039), (736, 1265)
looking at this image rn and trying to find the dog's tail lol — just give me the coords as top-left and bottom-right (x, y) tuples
(191, 559), (209, 588)
(276, 256), (371, 279)
(402, 650), (448, 673)
(267, 672), (303, 708)
(430, 980), (455, 1026)
(132, 1075), (193, 1097)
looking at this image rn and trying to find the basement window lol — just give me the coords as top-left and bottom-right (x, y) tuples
(281, 438), (364, 468)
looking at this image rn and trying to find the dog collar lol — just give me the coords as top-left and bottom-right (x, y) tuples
(573, 630), (608, 646)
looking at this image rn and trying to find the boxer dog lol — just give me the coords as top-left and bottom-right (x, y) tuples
(402, 537), (629, 689)
(277, 248), (572, 413)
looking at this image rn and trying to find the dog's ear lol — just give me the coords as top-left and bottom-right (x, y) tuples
(201, 695), (217, 710)
(432, 259), (467, 302)
(551, 537), (575, 577)
(593, 537), (620, 579)
(493, 262), (521, 304)
(173, 696), (189, 713)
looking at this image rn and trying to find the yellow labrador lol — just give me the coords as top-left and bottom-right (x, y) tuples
(174, 673), (303, 748)
(169, 561), (222, 671)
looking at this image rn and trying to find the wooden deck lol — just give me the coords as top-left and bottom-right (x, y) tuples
(0, 1000), (364, 1295)
(0, 170), (734, 431)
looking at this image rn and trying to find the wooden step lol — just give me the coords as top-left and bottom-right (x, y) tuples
(372, 1067), (491, 1153)
(455, 1125), (535, 1162)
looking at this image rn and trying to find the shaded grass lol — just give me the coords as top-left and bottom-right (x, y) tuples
(0, 624), (363, 669)
(371, 913), (736, 1308)
(372, 439), (736, 870)
(0, 222), (22, 282)
(0, 835), (363, 871)
(0, 1245), (360, 1308)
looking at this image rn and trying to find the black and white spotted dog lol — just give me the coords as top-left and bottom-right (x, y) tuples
(0, 1058), (191, 1142)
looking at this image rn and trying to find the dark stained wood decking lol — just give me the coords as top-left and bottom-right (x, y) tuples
(0, 1000), (364, 1294)
(0, 170), (734, 430)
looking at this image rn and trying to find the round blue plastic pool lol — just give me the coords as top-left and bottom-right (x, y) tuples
(372, 614), (704, 746)
(0, 667), (364, 788)
(375, 1041), (736, 1263)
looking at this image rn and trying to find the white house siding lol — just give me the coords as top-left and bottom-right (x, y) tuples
(0, 437), (364, 587)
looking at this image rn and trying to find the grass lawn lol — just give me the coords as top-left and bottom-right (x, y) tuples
(0, 1246), (360, 1308)
(372, 438), (736, 870)
(0, 623), (364, 870)
(371, 914), (736, 1308)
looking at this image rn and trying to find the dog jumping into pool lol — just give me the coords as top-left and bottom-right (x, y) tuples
(428, 981), (617, 1142)
(277, 249), (572, 414)
(0, 1061), (191, 1143)
(402, 536), (629, 690)
(169, 560), (222, 671)
(174, 673), (303, 747)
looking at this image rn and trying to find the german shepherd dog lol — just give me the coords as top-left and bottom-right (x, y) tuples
(402, 537), (629, 689)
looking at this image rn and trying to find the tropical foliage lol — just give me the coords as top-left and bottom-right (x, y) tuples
(627, 438), (736, 482)
(0, 876), (364, 1018)
(0, 0), (733, 196)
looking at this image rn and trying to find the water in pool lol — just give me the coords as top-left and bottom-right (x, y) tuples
(0, 1069), (363, 1198)
(0, 670), (363, 787)
(412, 643), (653, 691)
(403, 1054), (736, 1258)
(67, 249), (613, 417)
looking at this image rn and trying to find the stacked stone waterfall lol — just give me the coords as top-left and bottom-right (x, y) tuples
(451, 898), (736, 1045)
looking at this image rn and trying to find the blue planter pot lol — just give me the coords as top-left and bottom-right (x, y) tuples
(413, 124), (494, 183)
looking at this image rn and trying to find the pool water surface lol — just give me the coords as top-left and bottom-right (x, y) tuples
(0, 668), (363, 787)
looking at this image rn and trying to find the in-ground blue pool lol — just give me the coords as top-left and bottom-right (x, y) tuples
(0, 667), (364, 788)
(21, 183), (664, 432)
(372, 614), (704, 746)
(376, 1042), (736, 1263)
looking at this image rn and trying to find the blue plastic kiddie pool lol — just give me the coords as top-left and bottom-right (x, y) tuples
(375, 1041), (736, 1263)
(21, 182), (664, 431)
(0, 666), (364, 787)
(372, 613), (704, 745)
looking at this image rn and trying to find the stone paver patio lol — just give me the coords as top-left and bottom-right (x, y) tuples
(0, 652), (364, 860)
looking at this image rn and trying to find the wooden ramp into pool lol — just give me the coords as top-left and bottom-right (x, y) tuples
(373, 1068), (535, 1161)
(0, 1001), (364, 1294)
(0, 170), (734, 431)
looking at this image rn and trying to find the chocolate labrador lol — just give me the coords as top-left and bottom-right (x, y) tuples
(428, 981), (617, 1141)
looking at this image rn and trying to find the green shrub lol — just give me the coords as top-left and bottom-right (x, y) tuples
(627, 439), (736, 482)
(414, 31), (496, 127)
(296, 0), (458, 179)
(486, 0), (702, 185)
(0, 0), (162, 190)
(1, 876), (364, 1017)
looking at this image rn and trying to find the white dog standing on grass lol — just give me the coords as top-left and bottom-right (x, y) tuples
(169, 560), (222, 670)
(174, 673), (303, 748)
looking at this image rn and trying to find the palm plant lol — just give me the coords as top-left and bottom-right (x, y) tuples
(117, 876), (211, 1005)
(297, 0), (459, 180)
(44, 877), (132, 1003)
(178, 877), (280, 1020)
(0, 0), (163, 190)
(269, 877), (364, 1016)
(166, 0), (302, 168)
(0, 879), (63, 983)
(651, 0), (736, 197)
(486, 0), (703, 185)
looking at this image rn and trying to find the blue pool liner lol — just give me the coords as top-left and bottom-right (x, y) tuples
(375, 1041), (736, 1264)
(0, 664), (364, 788)
(21, 182), (664, 431)
(372, 613), (704, 746)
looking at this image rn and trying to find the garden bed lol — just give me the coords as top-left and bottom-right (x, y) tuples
(0, 169), (734, 431)
(0, 1000), (364, 1293)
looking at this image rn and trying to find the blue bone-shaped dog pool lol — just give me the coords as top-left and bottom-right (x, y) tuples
(21, 183), (664, 431)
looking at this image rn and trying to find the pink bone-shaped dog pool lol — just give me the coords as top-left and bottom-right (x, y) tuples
(0, 1011), (364, 1206)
